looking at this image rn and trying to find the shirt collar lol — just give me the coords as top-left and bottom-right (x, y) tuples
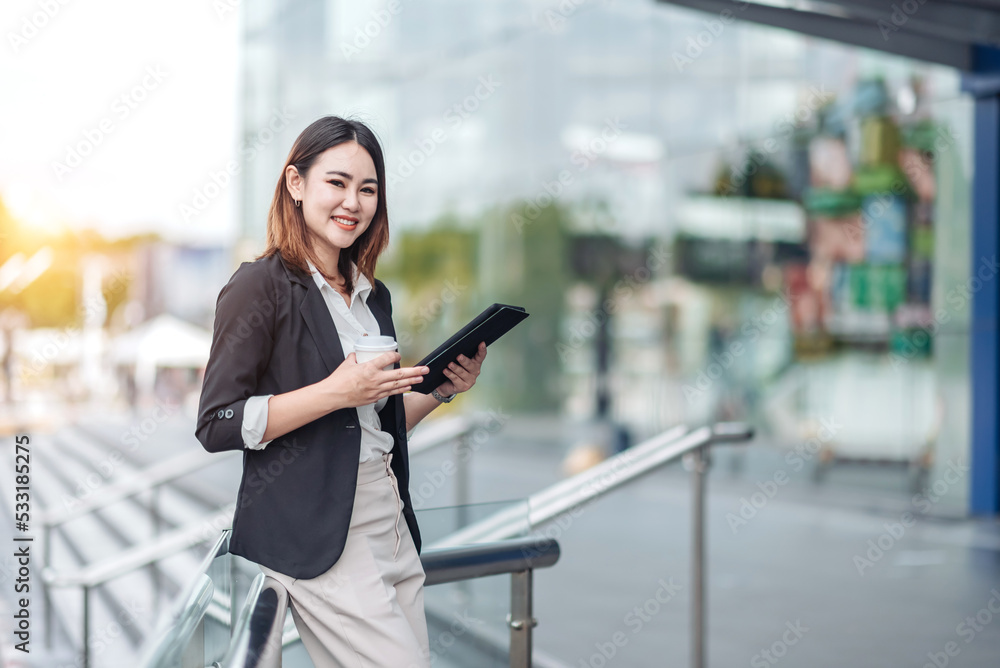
(305, 258), (372, 303)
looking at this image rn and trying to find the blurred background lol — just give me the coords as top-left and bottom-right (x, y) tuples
(1, 0), (999, 666)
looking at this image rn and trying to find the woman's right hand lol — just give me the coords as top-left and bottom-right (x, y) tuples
(323, 352), (429, 409)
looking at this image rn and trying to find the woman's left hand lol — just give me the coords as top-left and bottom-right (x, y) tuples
(435, 341), (486, 396)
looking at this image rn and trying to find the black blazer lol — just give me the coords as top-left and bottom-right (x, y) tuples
(194, 251), (420, 579)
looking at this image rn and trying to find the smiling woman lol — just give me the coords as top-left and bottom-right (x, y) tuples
(265, 119), (390, 299)
(195, 115), (487, 667)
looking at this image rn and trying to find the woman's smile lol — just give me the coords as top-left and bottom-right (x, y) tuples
(332, 215), (359, 231)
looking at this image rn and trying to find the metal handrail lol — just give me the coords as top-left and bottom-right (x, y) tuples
(429, 420), (754, 668)
(42, 508), (233, 588)
(421, 536), (560, 585)
(136, 531), (230, 668)
(41, 416), (482, 668)
(407, 413), (479, 456)
(145, 420), (752, 668)
(431, 422), (751, 547)
(226, 536), (561, 668)
(137, 574), (214, 668)
(38, 449), (236, 528)
(42, 508), (232, 668)
(430, 424), (687, 547)
(217, 573), (266, 668)
(222, 576), (288, 668)
(41, 416), (481, 590)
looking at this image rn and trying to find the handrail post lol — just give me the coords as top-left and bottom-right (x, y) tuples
(508, 569), (536, 668)
(43, 523), (52, 649)
(687, 444), (710, 668)
(455, 430), (471, 531)
(82, 584), (91, 668)
(151, 484), (162, 617)
(229, 549), (239, 631)
(180, 609), (205, 668)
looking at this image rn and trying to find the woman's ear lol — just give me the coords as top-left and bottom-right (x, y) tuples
(285, 164), (303, 202)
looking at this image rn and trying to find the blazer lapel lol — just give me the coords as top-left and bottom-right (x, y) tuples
(367, 291), (394, 341)
(300, 283), (346, 375)
(279, 252), (347, 375)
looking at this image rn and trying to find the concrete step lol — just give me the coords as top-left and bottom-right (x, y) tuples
(0, 429), (224, 668)
(52, 426), (223, 534)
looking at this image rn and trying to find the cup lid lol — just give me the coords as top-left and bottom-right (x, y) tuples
(353, 334), (397, 351)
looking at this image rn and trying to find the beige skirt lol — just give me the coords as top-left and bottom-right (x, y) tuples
(259, 452), (430, 668)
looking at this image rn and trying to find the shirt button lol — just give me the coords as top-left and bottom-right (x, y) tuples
(225, 408), (234, 419)
(217, 409), (225, 419)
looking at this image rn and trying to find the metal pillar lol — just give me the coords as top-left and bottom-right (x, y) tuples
(962, 51), (1000, 515)
(509, 570), (536, 667)
(688, 446), (709, 668)
(454, 435), (470, 531)
(82, 585), (90, 668)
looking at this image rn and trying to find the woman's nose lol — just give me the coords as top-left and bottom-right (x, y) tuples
(343, 190), (360, 211)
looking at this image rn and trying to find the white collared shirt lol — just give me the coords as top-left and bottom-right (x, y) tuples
(241, 258), (396, 462)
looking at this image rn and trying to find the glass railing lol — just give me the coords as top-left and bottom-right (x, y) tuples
(140, 421), (752, 667)
(414, 498), (530, 545)
(416, 499), (532, 667)
(139, 500), (548, 668)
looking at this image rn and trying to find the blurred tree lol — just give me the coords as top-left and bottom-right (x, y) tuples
(485, 200), (571, 413)
(0, 194), (154, 329)
(379, 202), (572, 413)
(714, 149), (790, 199)
(380, 212), (479, 366)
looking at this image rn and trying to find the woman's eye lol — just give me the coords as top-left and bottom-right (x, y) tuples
(363, 187), (377, 195)
(328, 180), (343, 187)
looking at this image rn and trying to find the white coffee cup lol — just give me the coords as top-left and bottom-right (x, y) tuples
(353, 335), (398, 371)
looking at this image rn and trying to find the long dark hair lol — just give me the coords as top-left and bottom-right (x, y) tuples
(258, 116), (389, 296)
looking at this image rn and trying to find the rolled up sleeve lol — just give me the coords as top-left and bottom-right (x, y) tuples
(242, 394), (275, 449)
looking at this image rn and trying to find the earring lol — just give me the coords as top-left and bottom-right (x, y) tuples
(294, 199), (301, 208)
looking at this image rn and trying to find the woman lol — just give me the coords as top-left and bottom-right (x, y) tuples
(194, 115), (487, 667)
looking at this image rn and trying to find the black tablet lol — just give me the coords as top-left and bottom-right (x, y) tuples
(410, 303), (529, 394)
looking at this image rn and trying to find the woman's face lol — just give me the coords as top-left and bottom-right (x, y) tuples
(286, 141), (379, 259)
